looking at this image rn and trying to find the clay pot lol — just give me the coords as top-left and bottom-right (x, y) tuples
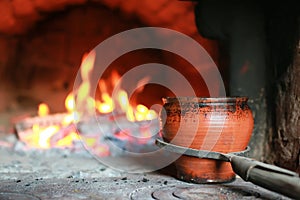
(160, 97), (254, 183)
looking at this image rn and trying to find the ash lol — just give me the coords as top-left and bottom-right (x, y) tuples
(0, 135), (292, 199)
(0, 134), (122, 181)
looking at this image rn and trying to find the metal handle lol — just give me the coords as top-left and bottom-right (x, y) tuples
(155, 139), (300, 199)
(230, 155), (300, 199)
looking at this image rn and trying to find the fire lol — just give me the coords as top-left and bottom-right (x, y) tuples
(38, 103), (49, 117)
(65, 92), (75, 113)
(76, 51), (96, 115)
(117, 90), (135, 121)
(37, 126), (60, 148)
(56, 131), (80, 147)
(96, 80), (114, 113)
(22, 50), (158, 152)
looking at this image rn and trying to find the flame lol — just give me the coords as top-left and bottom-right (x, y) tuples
(80, 51), (95, 81)
(96, 98), (114, 114)
(117, 90), (134, 121)
(26, 51), (158, 151)
(63, 92), (80, 125)
(56, 131), (80, 147)
(97, 70), (157, 121)
(96, 79), (114, 113)
(76, 50), (96, 115)
(37, 125), (60, 148)
(111, 70), (121, 89)
(146, 110), (157, 120)
(38, 103), (49, 117)
(65, 92), (75, 113)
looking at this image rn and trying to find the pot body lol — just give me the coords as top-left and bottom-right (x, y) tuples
(160, 97), (254, 183)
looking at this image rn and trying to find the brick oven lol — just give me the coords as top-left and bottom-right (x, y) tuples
(0, 0), (221, 129)
(0, 0), (299, 199)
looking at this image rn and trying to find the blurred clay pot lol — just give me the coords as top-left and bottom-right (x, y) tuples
(160, 97), (254, 183)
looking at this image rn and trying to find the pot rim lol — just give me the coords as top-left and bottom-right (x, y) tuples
(162, 96), (249, 103)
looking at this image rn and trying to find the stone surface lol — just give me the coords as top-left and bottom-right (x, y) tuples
(33, 0), (87, 12)
(0, 142), (292, 200)
(0, 0), (16, 34)
(12, 0), (38, 17)
(0, 0), (200, 37)
(0, 177), (292, 200)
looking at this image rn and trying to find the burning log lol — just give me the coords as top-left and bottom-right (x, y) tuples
(14, 112), (159, 157)
(14, 50), (160, 158)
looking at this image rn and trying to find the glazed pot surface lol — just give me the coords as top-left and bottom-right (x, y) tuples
(160, 97), (254, 183)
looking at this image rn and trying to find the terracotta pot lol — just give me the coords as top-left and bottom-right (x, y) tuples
(160, 97), (254, 183)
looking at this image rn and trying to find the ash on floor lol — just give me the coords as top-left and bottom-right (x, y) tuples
(0, 135), (293, 200)
(0, 141), (122, 180)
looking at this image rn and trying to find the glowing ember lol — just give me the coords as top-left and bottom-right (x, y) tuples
(56, 131), (80, 147)
(38, 125), (60, 148)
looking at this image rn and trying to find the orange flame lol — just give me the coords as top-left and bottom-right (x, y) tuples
(38, 125), (60, 148)
(38, 103), (49, 117)
(76, 50), (96, 115)
(56, 131), (80, 147)
(29, 51), (158, 150)
(65, 92), (75, 113)
(80, 51), (95, 81)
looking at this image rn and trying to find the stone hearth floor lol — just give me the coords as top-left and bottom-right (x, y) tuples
(0, 135), (292, 200)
